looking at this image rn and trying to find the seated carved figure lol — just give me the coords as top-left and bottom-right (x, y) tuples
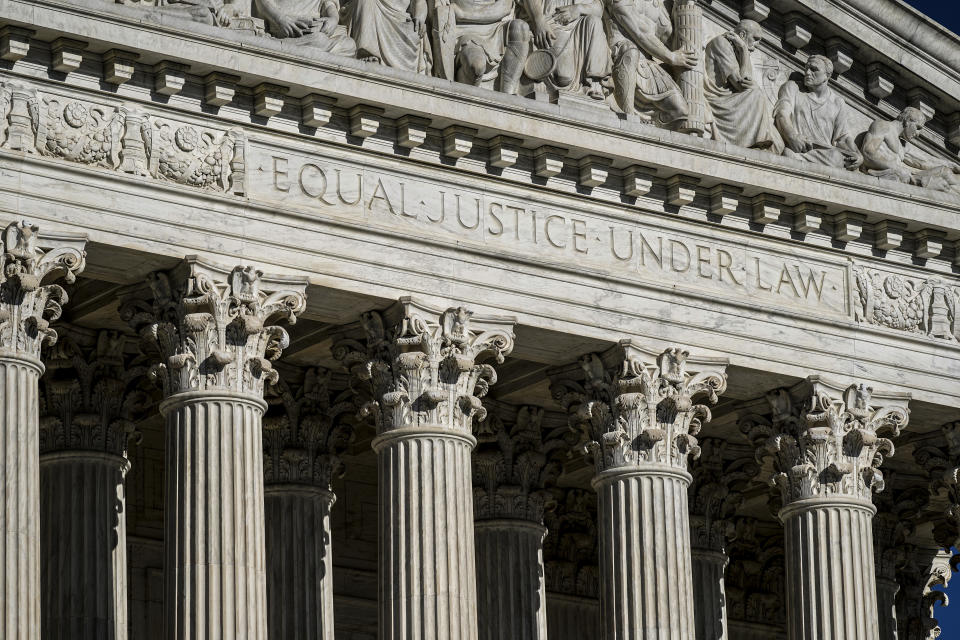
(774, 55), (862, 170)
(523, 0), (611, 100)
(254, 0), (357, 55)
(703, 20), (779, 150)
(603, 0), (697, 122)
(431, 0), (530, 94)
(860, 107), (960, 195)
(345, 0), (431, 73)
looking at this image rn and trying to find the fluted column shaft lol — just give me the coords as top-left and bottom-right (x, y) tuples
(264, 485), (335, 640)
(0, 357), (42, 640)
(595, 468), (696, 640)
(376, 428), (479, 640)
(692, 548), (728, 640)
(781, 499), (879, 640)
(475, 520), (547, 640)
(40, 451), (129, 640)
(161, 392), (268, 640)
(876, 577), (898, 640)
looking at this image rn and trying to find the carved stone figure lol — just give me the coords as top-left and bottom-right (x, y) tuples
(603, 0), (698, 122)
(430, 0), (530, 94)
(703, 19), (779, 150)
(774, 55), (862, 170)
(860, 107), (960, 195)
(253, 0), (357, 54)
(522, 0), (611, 99)
(345, 0), (431, 73)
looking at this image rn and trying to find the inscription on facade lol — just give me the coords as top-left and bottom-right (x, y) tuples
(251, 147), (849, 316)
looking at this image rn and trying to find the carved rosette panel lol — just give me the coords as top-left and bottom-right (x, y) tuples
(550, 342), (727, 475)
(741, 380), (910, 506)
(0, 221), (86, 362)
(0, 82), (246, 195)
(688, 438), (758, 552)
(121, 259), (307, 398)
(332, 299), (515, 437)
(262, 366), (358, 489)
(542, 487), (600, 598)
(39, 330), (149, 457)
(854, 266), (959, 341)
(472, 405), (575, 523)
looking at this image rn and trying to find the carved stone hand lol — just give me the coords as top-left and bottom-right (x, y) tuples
(669, 48), (699, 70)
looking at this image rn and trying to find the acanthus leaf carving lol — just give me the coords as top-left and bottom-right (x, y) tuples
(39, 329), (151, 457)
(120, 259), (307, 398)
(549, 341), (727, 475)
(0, 221), (86, 361)
(262, 366), (360, 489)
(471, 402), (575, 523)
(688, 438), (759, 553)
(543, 487), (599, 598)
(332, 299), (515, 437)
(741, 378), (910, 506)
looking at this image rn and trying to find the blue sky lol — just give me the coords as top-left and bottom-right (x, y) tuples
(903, 1), (960, 33)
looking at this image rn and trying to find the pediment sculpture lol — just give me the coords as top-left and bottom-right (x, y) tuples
(95, 0), (960, 195)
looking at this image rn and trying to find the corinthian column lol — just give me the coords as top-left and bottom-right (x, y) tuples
(122, 259), (307, 640)
(0, 221), (86, 640)
(550, 342), (728, 640)
(741, 378), (910, 640)
(472, 403), (570, 640)
(39, 329), (148, 640)
(262, 366), (357, 640)
(334, 299), (515, 640)
(688, 439), (757, 640)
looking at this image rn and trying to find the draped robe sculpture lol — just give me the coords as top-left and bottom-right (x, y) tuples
(774, 55), (862, 170)
(254, 0), (357, 54)
(345, 0), (431, 72)
(523, 0), (611, 99)
(703, 19), (779, 150)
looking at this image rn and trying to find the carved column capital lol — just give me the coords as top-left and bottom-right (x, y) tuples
(39, 328), (149, 458)
(472, 402), (575, 523)
(332, 297), (516, 440)
(543, 487), (600, 599)
(549, 341), (727, 475)
(688, 439), (758, 553)
(121, 257), (307, 399)
(0, 221), (86, 363)
(725, 520), (787, 629)
(263, 366), (358, 490)
(740, 377), (910, 508)
(896, 546), (956, 640)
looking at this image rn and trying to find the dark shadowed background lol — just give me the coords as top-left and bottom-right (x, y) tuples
(896, 1), (958, 633)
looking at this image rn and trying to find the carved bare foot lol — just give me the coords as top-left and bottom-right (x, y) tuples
(362, 56), (382, 64)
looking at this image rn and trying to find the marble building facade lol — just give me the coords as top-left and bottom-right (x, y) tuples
(0, 0), (959, 639)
